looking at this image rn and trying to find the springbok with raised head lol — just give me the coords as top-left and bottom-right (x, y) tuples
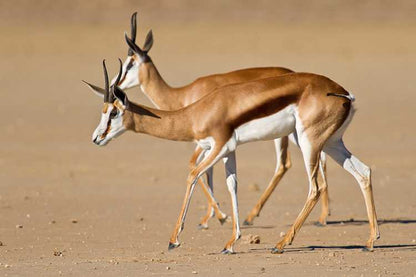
(87, 60), (379, 254)
(108, 12), (331, 227)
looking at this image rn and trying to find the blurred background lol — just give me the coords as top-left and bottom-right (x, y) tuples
(0, 1), (415, 275)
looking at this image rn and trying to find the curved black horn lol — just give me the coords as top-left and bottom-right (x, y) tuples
(109, 59), (123, 102)
(102, 59), (110, 102)
(125, 32), (144, 57)
(114, 58), (123, 89)
(128, 12), (138, 56)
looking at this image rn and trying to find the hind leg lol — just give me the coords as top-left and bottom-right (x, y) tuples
(272, 134), (326, 253)
(317, 152), (331, 226)
(324, 139), (380, 250)
(289, 134), (330, 226)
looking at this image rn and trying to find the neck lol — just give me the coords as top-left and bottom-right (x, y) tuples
(122, 101), (194, 142)
(139, 61), (184, 110)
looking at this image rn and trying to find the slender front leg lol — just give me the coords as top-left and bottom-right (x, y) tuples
(168, 176), (198, 250)
(244, 137), (291, 225)
(189, 146), (228, 230)
(198, 167), (228, 229)
(169, 146), (223, 250)
(221, 151), (241, 254)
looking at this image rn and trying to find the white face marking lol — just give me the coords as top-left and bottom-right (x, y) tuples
(111, 56), (140, 89)
(92, 103), (126, 146)
(234, 104), (297, 145)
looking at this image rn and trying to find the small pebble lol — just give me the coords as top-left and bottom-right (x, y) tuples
(166, 266), (171, 270)
(192, 270), (198, 274)
(53, 250), (64, 257)
(16, 225), (23, 229)
(4, 264), (11, 268)
(329, 252), (336, 257)
(71, 219), (78, 224)
(49, 220), (56, 224)
(0, 241), (3, 246)
(242, 234), (260, 244)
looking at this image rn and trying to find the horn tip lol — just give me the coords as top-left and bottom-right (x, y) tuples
(82, 79), (93, 86)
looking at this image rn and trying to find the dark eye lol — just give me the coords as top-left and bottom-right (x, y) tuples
(110, 109), (118, 119)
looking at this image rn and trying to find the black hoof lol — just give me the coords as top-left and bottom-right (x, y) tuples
(271, 247), (284, 254)
(219, 216), (228, 225)
(243, 220), (253, 226)
(221, 248), (235, 255)
(168, 242), (180, 251)
(362, 247), (374, 252)
(197, 223), (209, 230)
(314, 221), (326, 227)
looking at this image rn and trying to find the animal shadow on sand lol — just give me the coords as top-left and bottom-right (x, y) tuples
(241, 218), (416, 229)
(208, 244), (416, 255)
(317, 218), (416, 227)
(235, 218), (416, 254)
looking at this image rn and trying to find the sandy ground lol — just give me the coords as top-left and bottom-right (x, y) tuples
(1, 1), (416, 276)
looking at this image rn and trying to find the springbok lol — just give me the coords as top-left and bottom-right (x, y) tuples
(87, 59), (379, 254)
(107, 12), (331, 227)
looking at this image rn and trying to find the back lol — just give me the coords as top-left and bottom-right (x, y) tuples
(181, 67), (294, 107)
(187, 73), (344, 138)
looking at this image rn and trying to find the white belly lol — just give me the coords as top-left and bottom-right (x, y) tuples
(235, 104), (296, 145)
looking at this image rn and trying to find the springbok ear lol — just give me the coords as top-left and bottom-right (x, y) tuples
(82, 80), (105, 98)
(142, 30), (153, 52)
(113, 87), (128, 107)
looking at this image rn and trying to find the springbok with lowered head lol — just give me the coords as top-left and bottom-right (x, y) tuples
(103, 12), (332, 227)
(87, 59), (379, 254)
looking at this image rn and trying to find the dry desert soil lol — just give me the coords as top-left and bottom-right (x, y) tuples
(0, 1), (415, 276)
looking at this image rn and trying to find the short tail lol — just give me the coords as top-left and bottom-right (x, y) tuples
(327, 92), (355, 102)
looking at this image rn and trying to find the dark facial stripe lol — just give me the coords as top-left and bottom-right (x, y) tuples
(126, 58), (134, 71)
(118, 58), (135, 86)
(100, 107), (115, 139)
